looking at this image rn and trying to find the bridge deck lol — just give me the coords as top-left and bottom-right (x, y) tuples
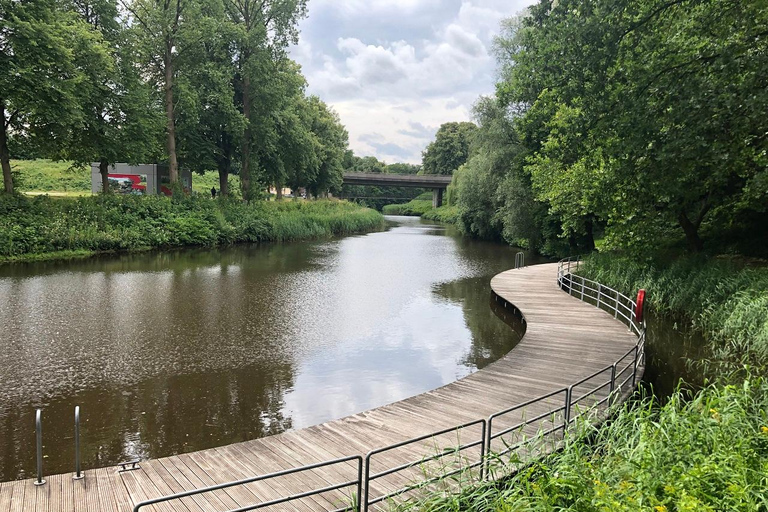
(0, 263), (641, 511)
(341, 173), (452, 188)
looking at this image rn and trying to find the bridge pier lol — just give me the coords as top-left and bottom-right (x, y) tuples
(432, 188), (444, 208)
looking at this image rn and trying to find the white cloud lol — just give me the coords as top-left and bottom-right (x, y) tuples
(291, 0), (536, 162)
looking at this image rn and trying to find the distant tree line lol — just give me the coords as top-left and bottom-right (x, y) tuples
(0, 0), (354, 199)
(423, 0), (767, 256)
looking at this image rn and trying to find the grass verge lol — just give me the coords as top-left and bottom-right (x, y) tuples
(0, 194), (384, 263)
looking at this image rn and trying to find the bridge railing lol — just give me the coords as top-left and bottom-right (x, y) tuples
(100, 259), (647, 512)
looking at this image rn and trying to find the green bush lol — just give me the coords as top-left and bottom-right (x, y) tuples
(422, 205), (459, 224)
(0, 194), (383, 262)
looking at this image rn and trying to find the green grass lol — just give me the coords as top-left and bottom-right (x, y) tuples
(422, 205), (459, 224)
(190, 171), (241, 196)
(383, 199), (434, 216)
(399, 377), (768, 512)
(0, 194), (384, 263)
(382, 192), (458, 223)
(12, 159), (91, 192)
(579, 253), (768, 366)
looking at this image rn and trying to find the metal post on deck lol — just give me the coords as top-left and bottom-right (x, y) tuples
(74, 406), (83, 480)
(596, 284), (602, 309)
(610, 364), (617, 408)
(563, 387), (573, 434)
(35, 409), (45, 486)
(632, 345), (639, 387)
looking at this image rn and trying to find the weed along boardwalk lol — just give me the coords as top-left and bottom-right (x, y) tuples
(0, 261), (644, 512)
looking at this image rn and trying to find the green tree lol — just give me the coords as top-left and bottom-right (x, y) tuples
(120, 0), (210, 186)
(348, 156), (386, 174)
(225, 0), (308, 200)
(305, 96), (348, 197)
(175, 4), (244, 197)
(421, 121), (477, 175)
(0, 0), (89, 193)
(386, 162), (420, 175)
(61, 0), (163, 192)
(500, 0), (768, 252)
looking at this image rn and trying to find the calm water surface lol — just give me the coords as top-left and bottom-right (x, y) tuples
(0, 216), (540, 481)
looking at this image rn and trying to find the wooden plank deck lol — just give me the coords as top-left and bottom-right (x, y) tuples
(0, 263), (643, 511)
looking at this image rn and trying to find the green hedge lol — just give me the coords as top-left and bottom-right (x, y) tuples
(0, 194), (383, 262)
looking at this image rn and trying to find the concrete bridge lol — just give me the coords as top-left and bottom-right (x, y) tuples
(342, 173), (452, 207)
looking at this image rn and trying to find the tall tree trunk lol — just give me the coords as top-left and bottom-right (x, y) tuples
(584, 217), (596, 252)
(275, 182), (282, 200)
(163, 44), (179, 185)
(99, 158), (111, 194)
(218, 163), (229, 197)
(240, 72), (252, 200)
(0, 108), (13, 194)
(678, 211), (704, 252)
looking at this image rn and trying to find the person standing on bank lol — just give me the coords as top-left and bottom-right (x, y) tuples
(211, 187), (217, 199)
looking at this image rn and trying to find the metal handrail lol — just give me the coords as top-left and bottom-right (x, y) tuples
(363, 419), (486, 511)
(132, 455), (363, 512)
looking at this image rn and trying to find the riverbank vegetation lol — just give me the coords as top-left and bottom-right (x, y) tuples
(580, 253), (768, 367)
(401, 377), (768, 512)
(0, 194), (383, 262)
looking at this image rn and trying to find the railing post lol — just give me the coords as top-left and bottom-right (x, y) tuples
(35, 409), (45, 486)
(74, 406), (83, 480)
(479, 420), (487, 481)
(363, 455), (371, 512)
(580, 277), (585, 300)
(356, 457), (363, 512)
(596, 284), (601, 309)
(563, 386), (573, 434)
(610, 364), (617, 408)
(632, 345), (639, 387)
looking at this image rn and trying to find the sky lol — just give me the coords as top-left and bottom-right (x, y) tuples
(289, 0), (535, 164)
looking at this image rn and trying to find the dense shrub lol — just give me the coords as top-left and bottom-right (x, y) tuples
(0, 194), (383, 262)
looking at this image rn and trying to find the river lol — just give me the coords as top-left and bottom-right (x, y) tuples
(0, 216), (543, 481)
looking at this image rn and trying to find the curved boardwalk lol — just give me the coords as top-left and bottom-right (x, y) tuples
(0, 263), (642, 512)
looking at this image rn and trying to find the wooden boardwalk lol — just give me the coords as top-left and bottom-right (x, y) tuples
(0, 263), (643, 511)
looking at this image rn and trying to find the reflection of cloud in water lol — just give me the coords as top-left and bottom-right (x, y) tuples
(283, 293), (474, 428)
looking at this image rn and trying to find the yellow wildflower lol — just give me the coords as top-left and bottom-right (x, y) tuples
(655, 506), (668, 512)
(761, 426), (768, 434)
(710, 408), (720, 421)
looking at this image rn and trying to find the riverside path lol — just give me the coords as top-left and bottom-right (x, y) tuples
(0, 262), (643, 511)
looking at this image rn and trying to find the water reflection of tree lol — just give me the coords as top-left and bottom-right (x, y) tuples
(434, 277), (524, 370)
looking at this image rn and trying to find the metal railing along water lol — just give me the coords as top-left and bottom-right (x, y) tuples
(31, 259), (645, 512)
(132, 455), (363, 512)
